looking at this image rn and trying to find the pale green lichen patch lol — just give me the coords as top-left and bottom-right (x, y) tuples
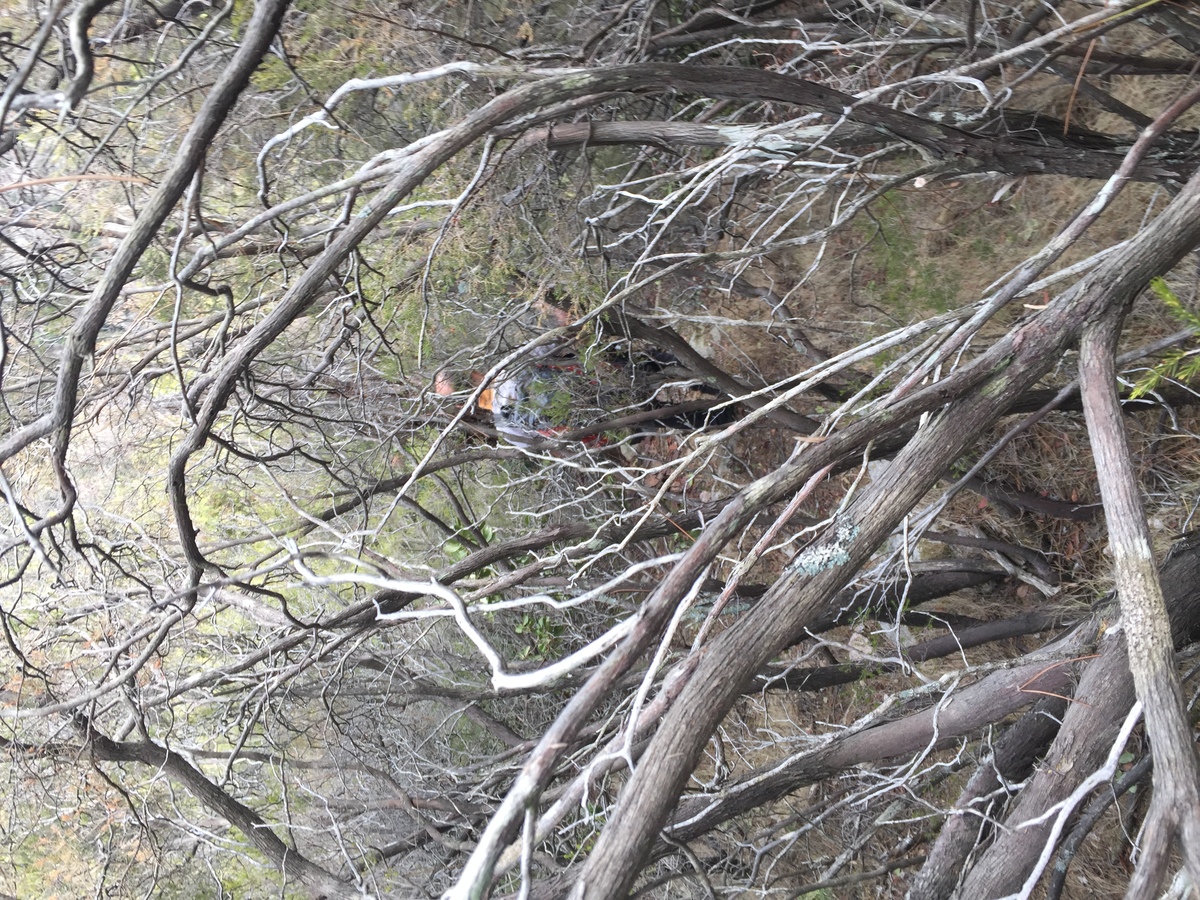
(788, 519), (860, 576)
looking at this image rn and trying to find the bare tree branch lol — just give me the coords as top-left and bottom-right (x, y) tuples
(75, 714), (359, 900)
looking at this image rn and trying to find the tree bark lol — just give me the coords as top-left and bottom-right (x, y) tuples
(516, 115), (1200, 184)
(566, 162), (1200, 899)
(1079, 311), (1200, 896)
(757, 609), (1065, 694)
(909, 696), (1069, 900)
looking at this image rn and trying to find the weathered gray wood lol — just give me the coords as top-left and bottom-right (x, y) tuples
(910, 696), (1069, 900)
(569, 159), (1200, 900)
(955, 625), (1138, 898)
(1081, 310), (1200, 897)
(955, 532), (1200, 898)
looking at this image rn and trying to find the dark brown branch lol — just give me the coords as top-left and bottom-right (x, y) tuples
(75, 715), (356, 899)
(962, 475), (1099, 522)
(757, 609), (1067, 694)
(607, 307), (820, 434)
(782, 854), (927, 899)
(1058, 47), (1200, 77)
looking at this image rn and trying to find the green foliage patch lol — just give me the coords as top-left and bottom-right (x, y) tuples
(1130, 277), (1200, 399)
(859, 193), (961, 319)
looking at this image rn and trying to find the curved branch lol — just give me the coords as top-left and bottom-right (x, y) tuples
(757, 609), (1066, 694)
(0, 0), (292, 493)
